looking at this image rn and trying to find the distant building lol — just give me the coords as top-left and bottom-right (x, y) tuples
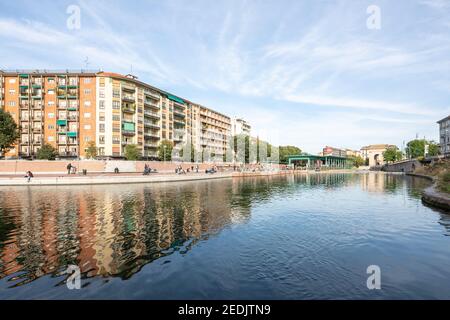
(438, 115), (450, 157)
(322, 146), (347, 158)
(345, 149), (361, 158)
(360, 144), (396, 167)
(231, 117), (251, 136)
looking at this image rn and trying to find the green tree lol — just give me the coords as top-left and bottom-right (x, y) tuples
(0, 109), (20, 156)
(158, 140), (173, 161)
(383, 147), (402, 163)
(124, 144), (140, 160)
(85, 141), (98, 159)
(428, 141), (440, 157)
(279, 146), (302, 164)
(233, 134), (250, 163)
(348, 155), (365, 168)
(36, 143), (58, 160)
(406, 139), (439, 159)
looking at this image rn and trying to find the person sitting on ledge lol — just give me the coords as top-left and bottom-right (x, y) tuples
(24, 171), (34, 183)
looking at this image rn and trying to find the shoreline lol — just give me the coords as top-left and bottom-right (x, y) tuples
(407, 173), (450, 212)
(0, 169), (365, 187)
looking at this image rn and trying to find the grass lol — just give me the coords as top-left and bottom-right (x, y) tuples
(438, 171), (450, 194)
(414, 159), (450, 194)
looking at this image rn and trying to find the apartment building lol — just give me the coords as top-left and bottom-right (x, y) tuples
(0, 70), (235, 160)
(322, 146), (347, 158)
(0, 70), (96, 158)
(438, 115), (450, 157)
(231, 117), (251, 136)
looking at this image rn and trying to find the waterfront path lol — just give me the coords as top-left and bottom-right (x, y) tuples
(0, 171), (234, 186)
(0, 169), (363, 186)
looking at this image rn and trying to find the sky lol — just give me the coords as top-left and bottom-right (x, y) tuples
(0, 0), (449, 153)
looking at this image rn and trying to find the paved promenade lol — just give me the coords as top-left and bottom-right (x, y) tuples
(0, 172), (234, 186)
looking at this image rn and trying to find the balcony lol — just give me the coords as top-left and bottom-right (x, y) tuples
(122, 83), (135, 92)
(122, 130), (136, 136)
(174, 119), (185, 126)
(144, 110), (160, 119)
(173, 109), (185, 117)
(144, 132), (159, 139)
(122, 106), (136, 114)
(20, 103), (30, 109)
(56, 119), (67, 126)
(144, 100), (159, 109)
(144, 90), (160, 100)
(144, 142), (158, 148)
(122, 94), (136, 102)
(32, 127), (42, 133)
(144, 122), (160, 129)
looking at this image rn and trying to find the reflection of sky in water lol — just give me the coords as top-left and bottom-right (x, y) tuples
(0, 173), (449, 299)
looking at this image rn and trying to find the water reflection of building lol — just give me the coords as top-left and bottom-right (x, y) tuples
(0, 180), (245, 284)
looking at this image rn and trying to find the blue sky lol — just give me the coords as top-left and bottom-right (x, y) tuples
(1, 0), (449, 153)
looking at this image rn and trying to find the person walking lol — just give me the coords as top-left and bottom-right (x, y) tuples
(67, 163), (72, 175)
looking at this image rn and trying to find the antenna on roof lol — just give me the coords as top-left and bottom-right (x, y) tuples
(84, 56), (90, 70)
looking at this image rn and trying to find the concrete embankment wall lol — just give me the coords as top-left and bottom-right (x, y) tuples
(0, 160), (287, 175)
(383, 160), (422, 173)
(0, 160), (221, 174)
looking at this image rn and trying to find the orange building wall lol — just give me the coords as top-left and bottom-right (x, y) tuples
(79, 76), (97, 157)
(4, 76), (19, 156)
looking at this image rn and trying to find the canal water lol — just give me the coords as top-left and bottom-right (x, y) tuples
(0, 172), (449, 299)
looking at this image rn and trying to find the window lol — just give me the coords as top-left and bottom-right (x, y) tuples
(99, 90), (105, 98)
(99, 100), (105, 109)
(113, 101), (120, 109)
(99, 136), (105, 144)
(112, 136), (120, 144)
(48, 101), (55, 106)
(84, 89), (91, 95)
(48, 136), (54, 142)
(99, 78), (105, 87)
(113, 89), (120, 98)
(84, 112), (91, 118)
(99, 112), (105, 121)
(84, 78), (92, 84)
(9, 79), (16, 84)
(84, 124), (91, 130)
(112, 115), (120, 121)
(84, 101), (91, 107)
(48, 89), (55, 95)
(48, 112), (55, 118)
(48, 125), (54, 130)
(8, 101), (15, 107)
(9, 89), (15, 94)
(48, 78), (55, 84)
(99, 124), (105, 133)
(84, 136), (91, 142)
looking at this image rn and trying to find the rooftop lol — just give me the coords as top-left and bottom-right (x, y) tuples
(437, 115), (450, 124)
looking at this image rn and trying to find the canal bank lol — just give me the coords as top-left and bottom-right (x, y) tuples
(0, 169), (362, 186)
(406, 173), (450, 212)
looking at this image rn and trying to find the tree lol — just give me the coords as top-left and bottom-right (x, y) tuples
(406, 139), (439, 159)
(36, 143), (58, 160)
(158, 140), (173, 161)
(348, 155), (365, 168)
(85, 141), (97, 159)
(279, 146), (302, 164)
(0, 109), (20, 157)
(124, 144), (140, 160)
(383, 147), (402, 163)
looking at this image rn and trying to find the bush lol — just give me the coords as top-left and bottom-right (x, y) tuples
(36, 143), (58, 160)
(438, 172), (450, 194)
(124, 144), (140, 160)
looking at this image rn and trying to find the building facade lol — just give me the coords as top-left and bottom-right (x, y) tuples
(438, 115), (450, 157)
(1, 70), (237, 160)
(231, 117), (251, 136)
(322, 146), (347, 158)
(360, 144), (396, 167)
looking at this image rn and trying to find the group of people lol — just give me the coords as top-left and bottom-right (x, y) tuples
(143, 164), (157, 175)
(175, 165), (200, 174)
(205, 165), (218, 174)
